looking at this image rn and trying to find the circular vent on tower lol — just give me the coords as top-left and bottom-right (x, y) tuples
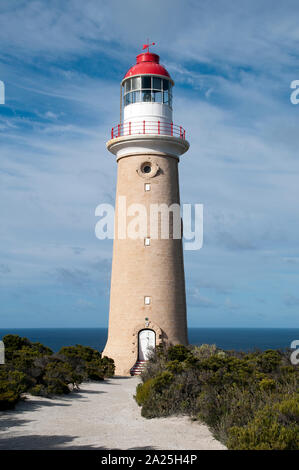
(142, 164), (152, 174)
(137, 161), (159, 178)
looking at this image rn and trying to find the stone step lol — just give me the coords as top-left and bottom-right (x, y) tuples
(130, 360), (147, 376)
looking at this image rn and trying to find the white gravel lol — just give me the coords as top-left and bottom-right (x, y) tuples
(0, 376), (226, 450)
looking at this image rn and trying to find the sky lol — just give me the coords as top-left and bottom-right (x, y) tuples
(0, 0), (299, 328)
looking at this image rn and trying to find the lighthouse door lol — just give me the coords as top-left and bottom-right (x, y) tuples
(138, 329), (155, 361)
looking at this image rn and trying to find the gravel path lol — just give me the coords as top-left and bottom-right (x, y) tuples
(0, 376), (226, 450)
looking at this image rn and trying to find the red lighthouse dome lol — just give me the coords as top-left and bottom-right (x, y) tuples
(123, 52), (172, 81)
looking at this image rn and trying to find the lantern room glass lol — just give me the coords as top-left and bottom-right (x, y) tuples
(123, 76), (172, 108)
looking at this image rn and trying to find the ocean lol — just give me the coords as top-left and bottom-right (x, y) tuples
(0, 328), (298, 352)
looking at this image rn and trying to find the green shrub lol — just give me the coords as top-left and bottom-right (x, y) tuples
(3, 334), (53, 363)
(277, 394), (299, 421)
(165, 360), (184, 374)
(42, 357), (80, 395)
(152, 371), (174, 392)
(101, 355), (115, 377)
(135, 372), (178, 418)
(135, 379), (154, 406)
(58, 345), (115, 380)
(259, 378), (276, 391)
(228, 395), (299, 450)
(0, 368), (27, 410)
(59, 345), (101, 363)
(135, 344), (299, 449)
(30, 384), (44, 396)
(192, 344), (217, 360)
(0, 335), (114, 408)
(167, 344), (190, 362)
(256, 350), (282, 373)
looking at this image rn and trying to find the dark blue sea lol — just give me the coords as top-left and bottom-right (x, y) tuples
(0, 328), (298, 352)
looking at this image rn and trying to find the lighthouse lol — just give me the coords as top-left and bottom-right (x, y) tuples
(102, 46), (189, 376)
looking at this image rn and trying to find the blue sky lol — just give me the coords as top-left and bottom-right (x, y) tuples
(1, 0), (299, 328)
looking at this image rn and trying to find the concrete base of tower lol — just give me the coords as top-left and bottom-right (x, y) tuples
(103, 321), (188, 376)
(104, 344), (192, 377)
(102, 352), (136, 376)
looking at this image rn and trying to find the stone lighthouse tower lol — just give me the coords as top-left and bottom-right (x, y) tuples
(103, 46), (189, 376)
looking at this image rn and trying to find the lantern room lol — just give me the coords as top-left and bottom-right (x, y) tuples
(121, 52), (173, 127)
(109, 47), (188, 148)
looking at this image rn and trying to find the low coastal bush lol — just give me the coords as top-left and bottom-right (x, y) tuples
(0, 335), (114, 409)
(0, 367), (27, 410)
(135, 378), (154, 406)
(227, 395), (299, 450)
(135, 344), (299, 450)
(58, 345), (115, 379)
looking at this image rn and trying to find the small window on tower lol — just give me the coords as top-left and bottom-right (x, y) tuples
(144, 238), (150, 246)
(144, 296), (151, 305)
(145, 183), (151, 191)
